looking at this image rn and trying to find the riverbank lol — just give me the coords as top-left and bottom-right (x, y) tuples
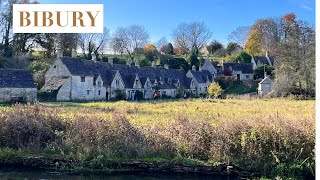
(0, 99), (315, 179)
(0, 150), (251, 178)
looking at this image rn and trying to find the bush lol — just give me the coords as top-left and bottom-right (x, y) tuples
(208, 83), (222, 98)
(28, 60), (51, 73)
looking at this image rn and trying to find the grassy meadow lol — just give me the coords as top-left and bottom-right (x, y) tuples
(0, 98), (315, 178)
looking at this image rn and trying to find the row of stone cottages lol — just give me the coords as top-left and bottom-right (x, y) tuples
(0, 50), (274, 102)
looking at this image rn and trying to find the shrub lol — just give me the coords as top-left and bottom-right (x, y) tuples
(208, 83), (223, 98)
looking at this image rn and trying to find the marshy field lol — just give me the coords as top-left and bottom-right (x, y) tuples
(0, 98), (315, 179)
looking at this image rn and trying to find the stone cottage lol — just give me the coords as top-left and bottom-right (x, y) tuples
(41, 49), (213, 101)
(222, 62), (254, 81)
(251, 51), (274, 70)
(258, 76), (274, 96)
(186, 65), (213, 96)
(0, 69), (37, 102)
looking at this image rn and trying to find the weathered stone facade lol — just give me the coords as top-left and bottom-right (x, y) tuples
(0, 88), (37, 102)
(0, 69), (37, 103)
(41, 54), (259, 101)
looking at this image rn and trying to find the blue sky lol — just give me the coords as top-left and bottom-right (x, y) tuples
(39, 0), (315, 46)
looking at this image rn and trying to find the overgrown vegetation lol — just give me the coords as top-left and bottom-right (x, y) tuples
(0, 99), (315, 178)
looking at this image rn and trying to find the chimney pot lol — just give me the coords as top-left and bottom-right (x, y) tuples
(126, 59), (132, 67)
(56, 48), (63, 58)
(91, 52), (96, 62)
(135, 61), (140, 68)
(192, 65), (196, 71)
(71, 49), (77, 58)
(108, 57), (113, 66)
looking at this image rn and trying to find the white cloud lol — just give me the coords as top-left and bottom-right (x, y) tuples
(301, 4), (313, 11)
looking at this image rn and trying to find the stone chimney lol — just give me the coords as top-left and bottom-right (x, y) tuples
(164, 64), (169, 69)
(192, 65), (196, 71)
(108, 57), (113, 66)
(56, 47), (63, 58)
(126, 59), (132, 67)
(91, 52), (96, 62)
(135, 60), (140, 68)
(222, 60), (225, 71)
(151, 61), (156, 68)
(71, 49), (77, 58)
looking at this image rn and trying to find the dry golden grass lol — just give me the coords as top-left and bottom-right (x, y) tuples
(0, 98), (315, 178)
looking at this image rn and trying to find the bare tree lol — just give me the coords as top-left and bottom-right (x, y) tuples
(172, 21), (212, 55)
(228, 26), (250, 47)
(112, 25), (149, 60)
(110, 37), (125, 55)
(251, 18), (280, 53)
(273, 20), (315, 97)
(79, 27), (110, 59)
(155, 37), (168, 52)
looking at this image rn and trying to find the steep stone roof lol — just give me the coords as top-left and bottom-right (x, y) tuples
(41, 76), (69, 91)
(189, 70), (212, 83)
(60, 57), (190, 89)
(0, 69), (36, 88)
(259, 77), (274, 84)
(253, 56), (274, 66)
(223, 63), (253, 74)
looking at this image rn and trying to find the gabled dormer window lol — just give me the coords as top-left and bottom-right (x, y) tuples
(98, 81), (102, 87)
(116, 80), (120, 86)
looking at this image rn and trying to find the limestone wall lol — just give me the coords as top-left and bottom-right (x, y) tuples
(0, 88), (37, 102)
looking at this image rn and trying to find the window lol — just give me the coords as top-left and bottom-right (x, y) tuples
(116, 80), (120, 86)
(98, 90), (101, 95)
(81, 77), (85, 82)
(163, 91), (166, 95)
(245, 75), (250, 79)
(98, 81), (102, 87)
(53, 65), (57, 68)
(86, 90), (90, 95)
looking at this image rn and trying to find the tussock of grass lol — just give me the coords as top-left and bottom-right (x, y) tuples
(0, 99), (315, 178)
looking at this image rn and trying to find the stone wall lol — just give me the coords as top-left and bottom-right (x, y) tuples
(258, 83), (272, 96)
(45, 58), (71, 83)
(0, 88), (37, 102)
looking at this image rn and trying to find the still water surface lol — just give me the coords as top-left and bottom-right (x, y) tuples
(0, 168), (239, 180)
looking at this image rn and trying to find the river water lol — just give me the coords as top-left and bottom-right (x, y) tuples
(0, 168), (239, 180)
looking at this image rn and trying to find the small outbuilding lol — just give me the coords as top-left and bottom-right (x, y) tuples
(0, 69), (37, 102)
(258, 76), (273, 96)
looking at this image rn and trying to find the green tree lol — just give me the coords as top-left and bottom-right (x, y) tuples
(254, 65), (274, 79)
(160, 43), (174, 55)
(207, 40), (224, 55)
(208, 83), (223, 98)
(189, 54), (199, 67)
(235, 51), (252, 63)
(226, 42), (242, 55)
